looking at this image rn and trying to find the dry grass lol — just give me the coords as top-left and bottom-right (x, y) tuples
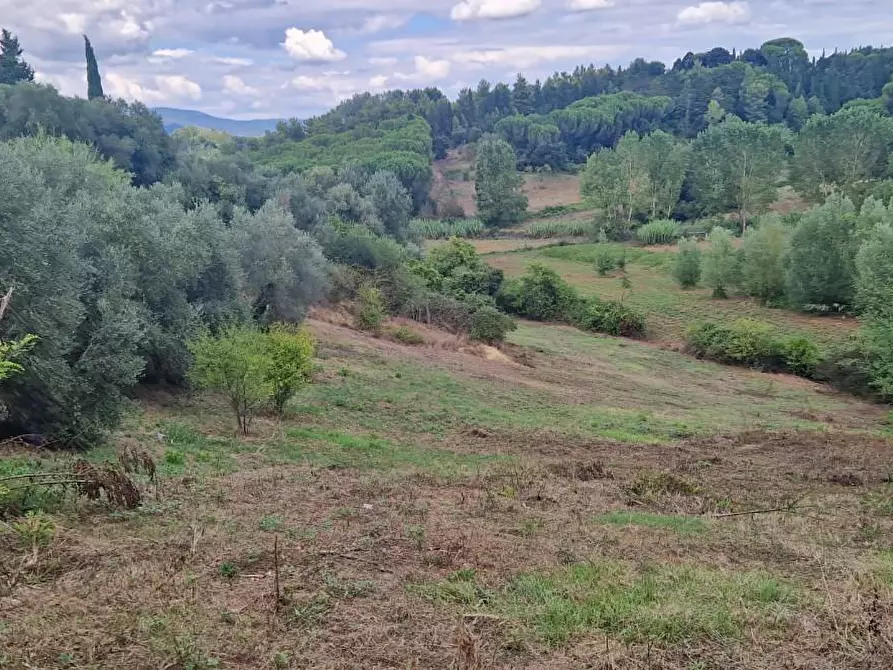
(1, 318), (892, 669)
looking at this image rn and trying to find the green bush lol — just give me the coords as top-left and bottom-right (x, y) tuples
(355, 286), (386, 334)
(636, 220), (681, 245)
(595, 247), (617, 276)
(265, 324), (315, 415)
(525, 219), (592, 239)
(702, 228), (740, 299)
(470, 307), (517, 344)
(497, 263), (578, 321)
(674, 239), (702, 289)
(409, 218), (484, 240)
(575, 299), (646, 338)
(779, 336), (822, 377)
(389, 325), (425, 345)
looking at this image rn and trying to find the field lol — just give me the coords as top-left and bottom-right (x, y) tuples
(2, 316), (892, 669)
(486, 243), (858, 346)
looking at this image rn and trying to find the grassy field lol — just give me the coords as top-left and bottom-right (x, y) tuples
(486, 243), (858, 346)
(2, 316), (892, 669)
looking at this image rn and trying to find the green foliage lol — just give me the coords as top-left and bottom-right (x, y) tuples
(363, 170), (412, 240)
(786, 194), (857, 310)
(84, 36), (104, 100)
(413, 238), (503, 308)
(470, 307), (517, 344)
(673, 239), (702, 289)
(525, 218), (592, 239)
(409, 218), (484, 240)
(594, 248), (617, 276)
(741, 218), (789, 304)
(0, 29), (34, 84)
(574, 299), (646, 338)
(474, 137), (528, 227)
(686, 319), (822, 376)
(265, 325), (315, 415)
(856, 218), (893, 319)
(497, 263), (578, 322)
(355, 286), (386, 334)
(388, 325), (424, 345)
(691, 118), (789, 232)
(0, 332), (37, 383)
(635, 220), (681, 245)
(702, 228), (740, 298)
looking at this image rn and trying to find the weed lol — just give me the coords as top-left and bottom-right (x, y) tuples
(389, 325), (425, 345)
(164, 449), (185, 466)
(259, 516), (284, 532)
(405, 524), (426, 550)
(322, 573), (375, 598)
(595, 510), (707, 535)
(290, 594), (331, 628)
(218, 562), (238, 579)
(272, 651), (291, 669)
(623, 471), (700, 500)
(12, 510), (55, 556)
(410, 572), (493, 606)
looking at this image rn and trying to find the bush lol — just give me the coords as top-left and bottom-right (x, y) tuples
(594, 248), (617, 276)
(674, 239), (702, 289)
(265, 324), (314, 415)
(575, 298), (646, 338)
(389, 325), (425, 345)
(741, 218), (789, 305)
(399, 291), (474, 333)
(355, 286), (386, 334)
(497, 263), (578, 321)
(636, 220), (681, 245)
(470, 307), (517, 344)
(526, 219), (592, 239)
(702, 228), (740, 298)
(409, 218), (483, 240)
(779, 336), (822, 377)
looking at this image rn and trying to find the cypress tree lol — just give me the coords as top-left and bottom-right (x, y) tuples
(84, 35), (104, 100)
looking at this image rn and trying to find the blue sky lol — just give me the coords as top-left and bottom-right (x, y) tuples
(3, 1), (892, 119)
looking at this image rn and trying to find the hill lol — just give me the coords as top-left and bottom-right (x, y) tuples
(154, 107), (282, 137)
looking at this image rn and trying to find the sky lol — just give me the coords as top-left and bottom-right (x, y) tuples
(2, 0), (892, 120)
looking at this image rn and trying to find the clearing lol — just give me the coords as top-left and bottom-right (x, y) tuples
(2, 315), (891, 669)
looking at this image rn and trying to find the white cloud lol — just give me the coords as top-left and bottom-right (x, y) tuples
(453, 45), (616, 68)
(369, 75), (389, 88)
(152, 49), (194, 59)
(281, 28), (346, 62)
(106, 73), (147, 101)
(677, 2), (751, 26)
(291, 75), (328, 90)
(568, 0), (614, 10)
(156, 75), (203, 101)
(360, 15), (409, 34)
(214, 57), (254, 67)
(223, 75), (259, 96)
(59, 13), (87, 34)
(369, 57), (399, 66)
(414, 56), (451, 79)
(451, 0), (541, 22)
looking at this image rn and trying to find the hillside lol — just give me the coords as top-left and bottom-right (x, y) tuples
(154, 107), (282, 137)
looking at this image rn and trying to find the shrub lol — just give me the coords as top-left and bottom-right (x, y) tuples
(636, 219), (681, 245)
(389, 325), (425, 345)
(264, 324), (314, 415)
(409, 218), (484, 240)
(188, 325), (275, 435)
(470, 307), (517, 344)
(702, 228), (740, 298)
(526, 219), (592, 239)
(575, 299), (646, 338)
(399, 291), (475, 333)
(595, 248), (617, 276)
(741, 218), (789, 305)
(779, 336), (822, 377)
(497, 263), (578, 321)
(674, 239), (702, 289)
(355, 286), (386, 334)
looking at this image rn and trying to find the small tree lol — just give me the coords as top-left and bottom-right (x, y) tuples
(188, 326), (273, 436)
(674, 239), (702, 289)
(355, 286), (385, 334)
(741, 218), (789, 304)
(702, 228), (739, 298)
(265, 325), (314, 415)
(0, 29), (34, 85)
(474, 137), (527, 227)
(470, 307), (516, 345)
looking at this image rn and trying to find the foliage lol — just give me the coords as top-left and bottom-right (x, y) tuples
(525, 218), (592, 239)
(497, 263), (578, 322)
(470, 307), (517, 344)
(691, 118), (790, 232)
(388, 325), (425, 345)
(355, 286), (386, 334)
(594, 248), (617, 276)
(409, 218), (484, 240)
(574, 298), (646, 338)
(0, 29), (34, 84)
(785, 194), (858, 311)
(0, 326), (37, 384)
(686, 319), (821, 376)
(84, 36), (104, 100)
(702, 228), (740, 298)
(741, 218), (789, 304)
(855, 218), (893, 319)
(264, 325), (315, 415)
(673, 239), (702, 289)
(363, 170), (412, 241)
(636, 220), (681, 245)
(475, 137), (527, 227)
(413, 238), (503, 306)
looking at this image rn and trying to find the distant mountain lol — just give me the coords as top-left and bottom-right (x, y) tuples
(154, 107), (283, 137)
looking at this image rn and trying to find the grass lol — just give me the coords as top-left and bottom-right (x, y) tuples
(595, 510), (707, 535)
(486, 243), (857, 346)
(498, 561), (802, 646)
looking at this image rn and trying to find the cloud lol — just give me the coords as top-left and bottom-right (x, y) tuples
(223, 75), (259, 96)
(281, 28), (346, 62)
(451, 0), (541, 22)
(59, 13), (87, 35)
(568, 0), (614, 10)
(213, 57), (254, 67)
(414, 56), (451, 79)
(359, 15), (409, 34)
(453, 45), (617, 68)
(156, 75), (203, 101)
(369, 74), (389, 88)
(677, 2), (751, 26)
(291, 75), (328, 90)
(152, 49), (194, 59)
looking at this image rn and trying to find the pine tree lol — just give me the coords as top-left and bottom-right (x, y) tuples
(85, 35), (104, 100)
(0, 29), (35, 84)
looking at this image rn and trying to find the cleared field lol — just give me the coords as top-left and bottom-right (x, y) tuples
(2, 317), (891, 669)
(486, 243), (858, 346)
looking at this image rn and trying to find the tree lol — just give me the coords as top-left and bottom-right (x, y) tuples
(264, 324), (314, 415)
(674, 239), (702, 289)
(792, 108), (893, 202)
(84, 35), (104, 100)
(702, 228), (739, 298)
(741, 218), (789, 304)
(0, 29), (34, 84)
(363, 170), (412, 241)
(638, 130), (690, 219)
(786, 194), (858, 310)
(883, 77), (893, 116)
(855, 212), (893, 318)
(785, 96), (809, 130)
(691, 118), (789, 233)
(474, 137), (527, 227)
(0, 288), (37, 385)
